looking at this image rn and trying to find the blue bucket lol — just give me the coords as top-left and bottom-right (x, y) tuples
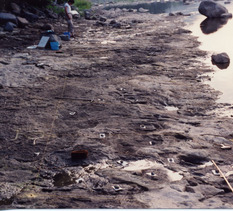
(50, 41), (59, 50)
(63, 32), (70, 38)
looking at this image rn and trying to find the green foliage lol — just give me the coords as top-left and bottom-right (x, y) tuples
(74, 0), (91, 11)
(47, 4), (65, 14)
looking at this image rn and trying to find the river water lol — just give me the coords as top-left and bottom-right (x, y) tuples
(185, 1), (233, 105)
(103, 0), (233, 106)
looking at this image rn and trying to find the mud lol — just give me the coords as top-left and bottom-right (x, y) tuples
(0, 8), (233, 209)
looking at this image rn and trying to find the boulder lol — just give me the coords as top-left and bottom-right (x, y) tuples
(17, 17), (29, 28)
(95, 21), (107, 27)
(138, 8), (149, 13)
(41, 23), (54, 31)
(99, 16), (107, 22)
(198, 0), (231, 18)
(30, 7), (45, 17)
(0, 13), (18, 25)
(109, 20), (121, 28)
(4, 22), (16, 32)
(211, 52), (230, 64)
(84, 10), (91, 20)
(22, 10), (39, 22)
(44, 9), (58, 19)
(10, 2), (21, 15)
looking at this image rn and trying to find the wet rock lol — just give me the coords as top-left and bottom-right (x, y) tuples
(194, 185), (224, 197)
(53, 171), (75, 187)
(198, 0), (231, 18)
(17, 17), (29, 28)
(4, 22), (16, 32)
(185, 185), (195, 193)
(179, 152), (209, 165)
(211, 52), (230, 64)
(0, 13), (18, 25)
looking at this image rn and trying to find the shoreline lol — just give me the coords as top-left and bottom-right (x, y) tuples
(0, 8), (233, 208)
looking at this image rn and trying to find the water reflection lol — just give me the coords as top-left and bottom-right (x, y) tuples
(104, 0), (200, 15)
(105, 1), (184, 14)
(186, 1), (233, 104)
(200, 17), (230, 34)
(211, 61), (230, 70)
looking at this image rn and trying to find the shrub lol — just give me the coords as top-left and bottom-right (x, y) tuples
(47, 4), (65, 14)
(74, 0), (91, 11)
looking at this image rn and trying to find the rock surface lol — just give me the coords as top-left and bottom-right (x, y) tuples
(211, 52), (230, 64)
(0, 13), (18, 25)
(0, 4), (233, 209)
(198, 0), (231, 18)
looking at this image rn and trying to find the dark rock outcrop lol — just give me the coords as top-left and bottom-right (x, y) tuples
(22, 10), (39, 22)
(16, 16), (29, 28)
(211, 52), (230, 64)
(0, 13), (18, 25)
(198, 0), (232, 18)
(10, 2), (21, 15)
(4, 22), (16, 32)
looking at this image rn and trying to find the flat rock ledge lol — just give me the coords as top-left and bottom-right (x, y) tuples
(0, 8), (233, 209)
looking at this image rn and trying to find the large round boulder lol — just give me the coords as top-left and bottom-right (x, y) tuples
(211, 52), (230, 64)
(198, 0), (232, 18)
(0, 13), (18, 25)
(211, 52), (230, 69)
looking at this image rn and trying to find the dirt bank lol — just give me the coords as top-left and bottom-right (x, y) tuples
(0, 8), (233, 208)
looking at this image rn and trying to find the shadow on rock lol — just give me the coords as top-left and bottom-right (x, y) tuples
(211, 61), (230, 69)
(200, 17), (229, 34)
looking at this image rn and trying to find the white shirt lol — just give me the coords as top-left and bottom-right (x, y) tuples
(64, 3), (72, 14)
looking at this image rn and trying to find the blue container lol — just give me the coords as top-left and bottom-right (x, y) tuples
(63, 32), (70, 38)
(50, 42), (59, 50)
